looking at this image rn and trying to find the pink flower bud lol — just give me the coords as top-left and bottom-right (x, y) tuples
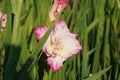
(1, 14), (7, 28)
(0, 9), (7, 32)
(49, 0), (69, 22)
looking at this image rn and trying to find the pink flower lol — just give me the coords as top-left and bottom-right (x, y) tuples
(1, 14), (7, 28)
(34, 19), (82, 72)
(0, 9), (7, 32)
(49, 0), (69, 22)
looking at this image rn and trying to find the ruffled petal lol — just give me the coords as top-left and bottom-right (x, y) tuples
(57, 0), (69, 13)
(34, 26), (49, 41)
(58, 33), (82, 58)
(54, 19), (69, 32)
(47, 56), (66, 72)
(51, 19), (69, 40)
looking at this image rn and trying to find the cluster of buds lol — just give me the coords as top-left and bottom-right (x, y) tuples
(0, 9), (7, 32)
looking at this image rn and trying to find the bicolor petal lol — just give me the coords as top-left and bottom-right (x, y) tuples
(49, 0), (69, 21)
(34, 26), (49, 41)
(56, 0), (69, 13)
(47, 56), (66, 72)
(58, 33), (82, 58)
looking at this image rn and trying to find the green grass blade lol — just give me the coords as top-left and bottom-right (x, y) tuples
(16, 25), (53, 80)
(85, 66), (112, 80)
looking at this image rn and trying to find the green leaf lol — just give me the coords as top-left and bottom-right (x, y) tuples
(87, 19), (98, 33)
(88, 48), (96, 56)
(11, 0), (17, 14)
(85, 66), (112, 80)
(16, 25), (53, 80)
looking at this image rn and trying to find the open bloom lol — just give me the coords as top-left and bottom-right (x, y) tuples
(49, 0), (69, 22)
(34, 19), (82, 72)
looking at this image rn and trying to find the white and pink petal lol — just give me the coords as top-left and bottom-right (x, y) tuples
(47, 56), (66, 72)
(34, 26), (49, 41)
(58, 34), (82, 58)
(49, 0), (69, 21)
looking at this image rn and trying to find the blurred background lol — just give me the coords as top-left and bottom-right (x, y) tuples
(0, 0), (120, 80)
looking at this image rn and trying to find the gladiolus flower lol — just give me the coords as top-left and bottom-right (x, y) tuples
(49, 0), (69, 22)
(34, 19), (82, 72)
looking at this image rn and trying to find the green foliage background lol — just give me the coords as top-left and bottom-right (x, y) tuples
(0, 0), (120, 80)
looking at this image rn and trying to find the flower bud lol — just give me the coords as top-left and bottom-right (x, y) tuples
(49, 0), (69, 22)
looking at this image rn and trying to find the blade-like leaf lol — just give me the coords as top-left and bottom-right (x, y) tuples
(87, 19), (98, 33)
(16, 25), (53, 80)
(85, 66), (112, 80)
